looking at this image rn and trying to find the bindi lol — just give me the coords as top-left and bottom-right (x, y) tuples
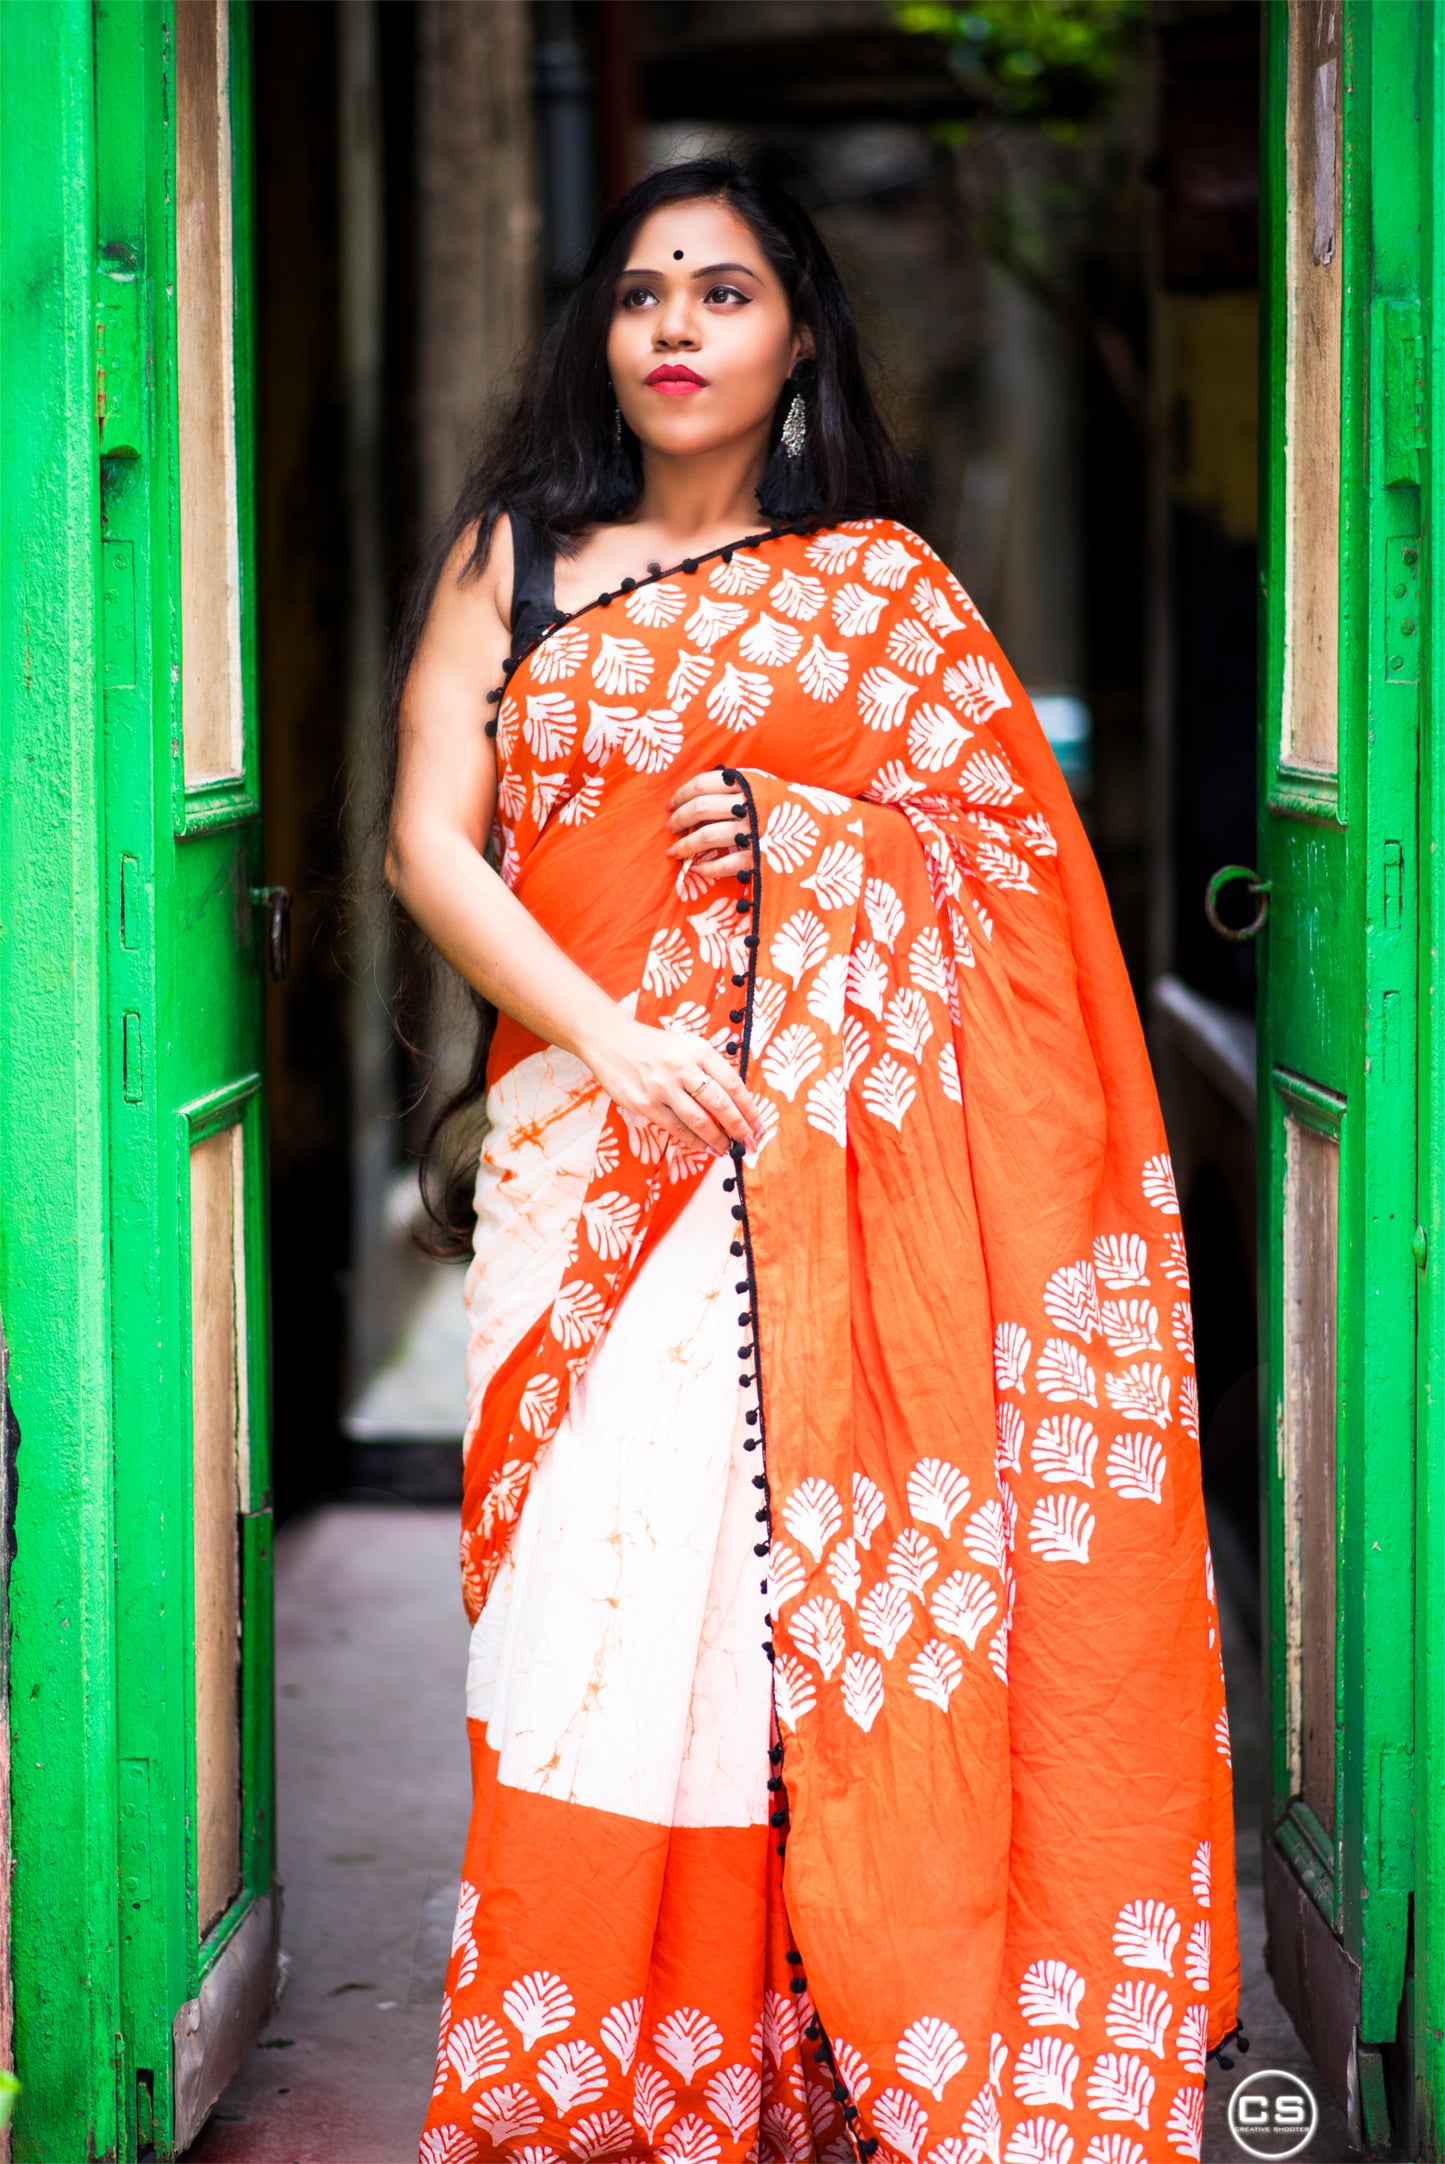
(673, 250), (684, 260)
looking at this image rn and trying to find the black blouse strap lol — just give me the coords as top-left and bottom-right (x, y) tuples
(507, 508), (558, 659)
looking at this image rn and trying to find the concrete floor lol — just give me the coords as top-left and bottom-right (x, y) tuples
(186, 1499), (1361, 2164)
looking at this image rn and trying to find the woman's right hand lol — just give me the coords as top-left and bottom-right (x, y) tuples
(578, 1013), (765, 1158)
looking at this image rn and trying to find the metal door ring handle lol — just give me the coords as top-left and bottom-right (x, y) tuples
(1205, 865), (1270, 942)
(249, 884), (292, 983)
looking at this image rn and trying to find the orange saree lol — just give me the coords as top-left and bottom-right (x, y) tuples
(420, 520), (1241, 2164)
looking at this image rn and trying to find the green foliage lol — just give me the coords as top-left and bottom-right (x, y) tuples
(897, 0), (1146, 124)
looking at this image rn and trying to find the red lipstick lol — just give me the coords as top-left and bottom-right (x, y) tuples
(644, 364), (708, 395)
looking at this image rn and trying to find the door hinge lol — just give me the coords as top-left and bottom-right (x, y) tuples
(1382, 299), (1425, 487)
(95, 267), (143, 459)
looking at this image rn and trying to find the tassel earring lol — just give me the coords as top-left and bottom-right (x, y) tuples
(756, 362), (822, 523)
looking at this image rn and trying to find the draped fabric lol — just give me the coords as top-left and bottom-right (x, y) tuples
(420, 521), (1240, 2164)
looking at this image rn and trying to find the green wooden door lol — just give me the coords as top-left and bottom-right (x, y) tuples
(14, 8), (279, 2155)
(1257, 0), (1423, 2145)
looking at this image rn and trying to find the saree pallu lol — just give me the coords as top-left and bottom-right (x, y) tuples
(420, 520), (1240, 2164)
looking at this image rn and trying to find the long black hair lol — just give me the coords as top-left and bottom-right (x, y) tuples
(384, 157), (912, 1254)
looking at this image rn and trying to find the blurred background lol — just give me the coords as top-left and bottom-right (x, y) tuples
(257, 0), (1262, 1629)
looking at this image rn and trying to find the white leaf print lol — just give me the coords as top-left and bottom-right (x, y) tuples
(518, 1374), (560, 1440)
(582, 701), (633, 761)
(479, 1461), (530, 1538)
(600, 1999), (644, 2073)
(802, 841), (865, 911)
(795, 788), (854, 822)
(772, 568), (827, 620)
(874, 2086), (929, 2164)
(907, 1458), (971, 1537)
(762, 1990), (799, 2065)
(760, 2103), (809, 2164)
(1190, 1841), (1211, 1910)
(1142, 1153), (1180, 1214)
(1030, 1416), (1098, 1487)
(859, 667), (917, 732)
(1019, 811), (1057, 856)
(964, 1500), (1010, 1577)
(739, 612), (803, 666)
(797, 634), (850, 701)
(708, 664), (773, 732)
(906, 926), (951, 1003)
(888, 1526), (940, 1597)
(472, 2084), (544, 2143)
(551, 1279), (606, 1350)
(954, 2086), (1003, 2164)
(1174, 2007), (1207, 2076)
(1104, 1982), (1171, 2059)
(930, 1571), (997, 1649)
(1105, 1433), (1166, 1504)
(907, 702), (972, 771)
(994, 1323), (1031, 1393)
(644, 930), (692, 995)
(807, 952), (849, 1033)
(807, 530), (865, 572)
(939, 1042), (962, 1104)
(1180, 1375), (1199, 1443)
(1042, 1262), (1101, 1342)
(668, 649), (714, 707)
(688, 896), (744, 972)
(1184, 1919), (1210, 1993)
(1165, 2085), (1203, 2160)
(887, 618), (944, 678)
(908, 1637), (964, 1712)
(633, 2063), (677, 2140)
(451, 1880), (480, 1954)
(420, 2129), (480, 2164)
(626, 580), (686, 627)
(957, 750), (1020, 807)
(842, 1014), (873, 1085)
(750, 977), (788, 1052)
(769, 1545), (808, 1607)
(1028, 1494), (1095, 1564)
(1101, 1300), (1161, 1356)
(684, 596), (749, 650)
(833, 582), (888, 638)
(911, 576), (974, 636)
(830, 2039), (872, 2103)
(1113, 1899), (1180, 1976)
(447, 2016), (511, 2091)
(524, 693), (579, 760)
(455, 1938), (480, 1992)
(531, 772), (572, 826)
(1092, 1236), (1148, 1293)
(592, 635), (655, 697)
(1085, 2054), (1154, 2130)
(782, 1475), (843, 1561)
(885, 987), (934, 1063)
(861, 1055), (917, 1130)
(896, 2018), (968, 2102)
(760, 802), (820, 874)
(989, 2034), (1010, 2092)
(1035, 1339), (1097, 1406)
(791, 1595), (846, 1680)
(806, 1068), (848, 1147)
(1162, 1231), (1191, 1286)
(1018, 1960), (1084, 2030)
(1002, 2118), (1073, 2164)
(847, 941), (890, 1020)
(658, 1000), (711, 1039)
(572, 2109), (638, 2159)
(582, 1191), (641, 1262)
(996, 1403), (1024, 1474)
(944, 655), (1009, 725)
(1172, 1302), (1195, 1363)
(773, 1653), (816, 1728)
(538, 2041), (610, 2117)
(704, 2064), (762, 2141)
(503, 1971), (575, 2050)
(654, 2010), (725, 2085)
(498, 769), (528, 824)
(853, 1473), (887, 1549)
(559, 775), (604, 828)
(528, 624), (585, 685)
(1013, 2038), (1078, 2111)
(622, 706), (684, 774)
(827, 1536), (862, 1607)
(975, 840), (1034, 892)
(711, 549), (770, 595)
(865, 759), (928, 804)
(1082, 2142), (1148, 2164)
(858, 1580), (913, 1660)
(761, 1023), (825, 1102)
(771, 910), (830, 987)
(1104, 1362), (1171, 1428)
(742, 1093), (781, 1166)
(620, 1105), (667, 1163)
(863, 537), (921, 589)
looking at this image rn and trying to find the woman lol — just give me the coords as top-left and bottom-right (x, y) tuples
(388, 159), (1243, 2164)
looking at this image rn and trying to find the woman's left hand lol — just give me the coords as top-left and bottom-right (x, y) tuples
(664, 769), (753, 880)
